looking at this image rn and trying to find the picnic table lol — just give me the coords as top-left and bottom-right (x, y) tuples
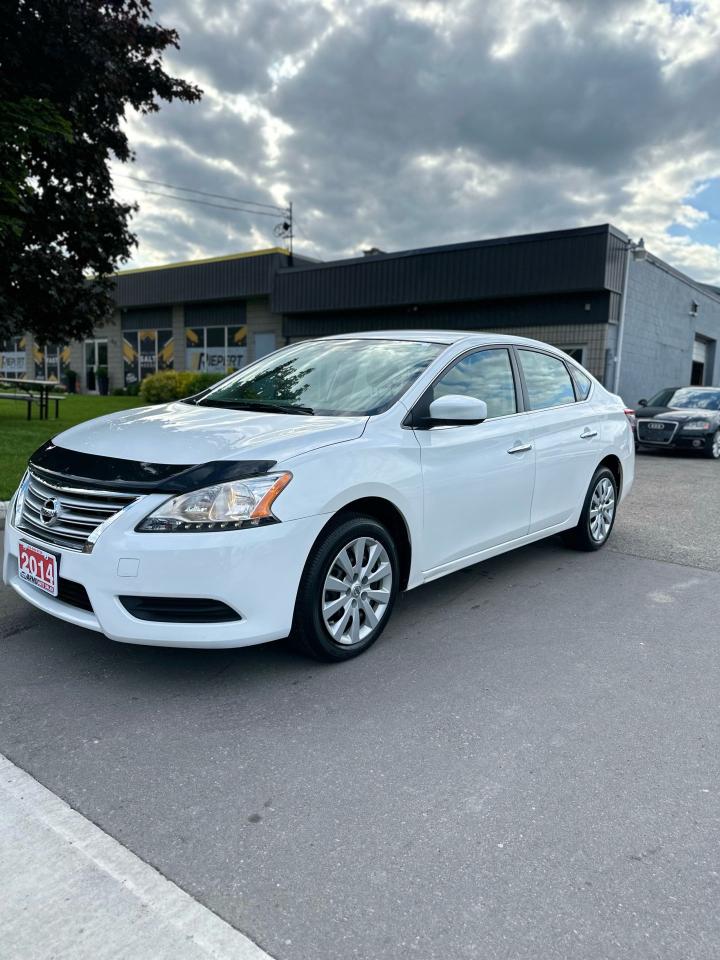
(0, 377), (67, 420)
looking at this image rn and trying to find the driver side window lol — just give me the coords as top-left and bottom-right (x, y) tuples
(433, 348), (518, 419)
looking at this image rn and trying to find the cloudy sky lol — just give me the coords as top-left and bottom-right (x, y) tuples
(112, 0), (720, 282)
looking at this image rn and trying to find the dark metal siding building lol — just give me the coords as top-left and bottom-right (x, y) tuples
(274, 225), (619, 314)
(113, 249), (300, 308)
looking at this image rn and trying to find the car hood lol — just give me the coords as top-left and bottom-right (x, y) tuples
(52, 401), (367, 466)
(636, 406), (720, 422)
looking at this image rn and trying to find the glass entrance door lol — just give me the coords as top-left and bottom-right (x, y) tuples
(85, 338), (108, 392)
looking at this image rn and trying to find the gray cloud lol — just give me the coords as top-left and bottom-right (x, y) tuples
(161, 0), (330, 95)
(117, 0), (720, 281)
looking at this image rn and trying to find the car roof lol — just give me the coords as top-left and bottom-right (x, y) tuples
(323, 330), (567, 351)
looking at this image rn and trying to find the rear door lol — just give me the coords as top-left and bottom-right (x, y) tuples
(515, 348), (603, 533)
(413, 346), (536, 573)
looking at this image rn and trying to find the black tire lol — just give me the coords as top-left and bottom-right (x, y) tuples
(289, 514), (400, 662)
(564, 466), (618, 552)
(703, 430), (720, 460)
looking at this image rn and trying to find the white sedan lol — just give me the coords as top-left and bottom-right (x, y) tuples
(3, 332), (634, 660)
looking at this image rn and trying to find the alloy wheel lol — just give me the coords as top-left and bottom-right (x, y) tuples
(589, 477), (616, 542)
(321, 537), (393, 645)
(712, 432), (720, 459)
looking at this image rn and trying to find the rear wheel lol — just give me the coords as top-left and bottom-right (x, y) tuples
(703, 430), (720, 459)
(564, 466), (618, 552)
(290, 514), (399, 661)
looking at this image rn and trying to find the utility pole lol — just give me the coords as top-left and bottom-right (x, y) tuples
(274, 201), (294, 265)
(288, 201), (293, 265)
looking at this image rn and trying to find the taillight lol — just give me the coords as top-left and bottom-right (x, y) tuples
(624, 409), (637, 430)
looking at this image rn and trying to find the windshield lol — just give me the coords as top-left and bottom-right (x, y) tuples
(648, 387), (720, 411)
(192, 338), (444, 416)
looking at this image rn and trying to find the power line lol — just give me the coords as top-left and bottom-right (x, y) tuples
(117, 173), (288, 213)
(121, 185), (288, 219)
(292, 215), (312, 242)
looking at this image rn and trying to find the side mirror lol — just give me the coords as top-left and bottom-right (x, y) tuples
(426, 394), (488, 426)
(638, 398), (647, 407)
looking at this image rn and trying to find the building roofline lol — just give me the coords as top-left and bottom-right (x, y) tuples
(278, 224), (627, 275)
(641, 253), (720, 306)
(114, 247), (290, 278)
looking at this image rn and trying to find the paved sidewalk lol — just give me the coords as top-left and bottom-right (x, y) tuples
(0, 754), (274, 960)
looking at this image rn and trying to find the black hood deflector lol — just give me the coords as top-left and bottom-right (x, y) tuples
(29, 441), (276, 494)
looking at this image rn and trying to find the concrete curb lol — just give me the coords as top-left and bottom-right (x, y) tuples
(0, 754), (276, 960)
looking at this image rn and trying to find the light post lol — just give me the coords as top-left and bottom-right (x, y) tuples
(613, 237), (647, 394)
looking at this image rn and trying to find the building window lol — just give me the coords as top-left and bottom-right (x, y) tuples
(185, 325), (247, 373)
(33, 343), (70, 381)
(558, 345), (585, 365)
(0, 335), (26, 378)
(123, 328), (174, 386)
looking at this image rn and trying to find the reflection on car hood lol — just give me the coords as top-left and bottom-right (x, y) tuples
(53, 401), (367, 466)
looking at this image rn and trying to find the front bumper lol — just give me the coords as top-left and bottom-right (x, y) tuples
(637, 431), (715, 452)
(3, 495), (330, 648)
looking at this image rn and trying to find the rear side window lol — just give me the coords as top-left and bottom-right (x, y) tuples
(519, 350), (575, 410)
(433, 348), (517, 418)
(570, 366), (592, 400)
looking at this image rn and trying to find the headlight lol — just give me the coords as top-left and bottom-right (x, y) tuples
(11, 470), (30, 527)
(136, 472), (292, 532)
(682, 421), (712, 432)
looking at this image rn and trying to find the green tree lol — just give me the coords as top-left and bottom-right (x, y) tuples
(0, 0), (202, 345)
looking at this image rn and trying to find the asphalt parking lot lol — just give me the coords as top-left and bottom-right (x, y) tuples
(1, 451), (719, 960)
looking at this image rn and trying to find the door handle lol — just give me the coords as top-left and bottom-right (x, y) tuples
(507, 442), (533, 454)
(580, 429), (598, 439)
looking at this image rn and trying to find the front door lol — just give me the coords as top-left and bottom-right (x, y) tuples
(413, 347), (536, 574)
(84, 338), (108, 392)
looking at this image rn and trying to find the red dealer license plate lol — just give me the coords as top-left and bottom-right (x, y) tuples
(18, 541), (58, 597)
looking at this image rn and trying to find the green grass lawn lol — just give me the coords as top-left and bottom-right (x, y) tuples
(0, 394), (144, 500)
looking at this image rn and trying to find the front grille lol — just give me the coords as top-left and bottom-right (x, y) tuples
(637, 419), (678, 444)
(119, 596), (241, 623)
(18, 468), (138, 552)
(57, 577), (94, 613)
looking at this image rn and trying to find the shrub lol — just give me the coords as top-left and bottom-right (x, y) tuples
(139, 370), (227, 404)
(139, 371), (181, 404)
(174, 371), (197, 398)
(185, 371), (226, 395)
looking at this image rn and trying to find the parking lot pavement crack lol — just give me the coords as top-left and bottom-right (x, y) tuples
(0, 753), (278, 960)
(608, 543), (720, 575)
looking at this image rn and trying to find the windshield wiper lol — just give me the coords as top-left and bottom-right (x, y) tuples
(199, 398), (315, 415)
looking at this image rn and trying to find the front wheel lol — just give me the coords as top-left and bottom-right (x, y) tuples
(564, 466), (618, 552)
(703, 430), (720, 460)
(289, 514), (400, 661)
